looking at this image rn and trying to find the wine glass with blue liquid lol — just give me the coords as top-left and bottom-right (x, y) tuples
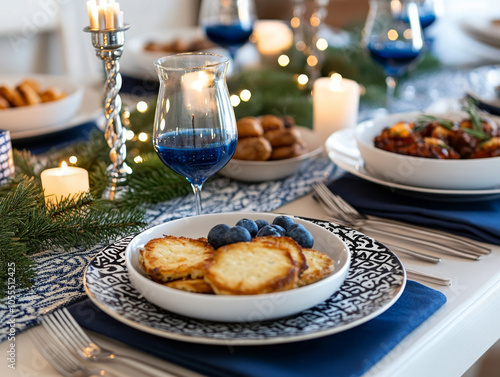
(417, 0), (438, 47)
(363, 0), (424, 113)
(153, 53), (237, 215)
(199, 0), (256, 73)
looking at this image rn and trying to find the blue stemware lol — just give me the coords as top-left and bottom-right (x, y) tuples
(363, 0), (425, 112)
(153, 53), (237, 215)
(199, 0), (256, 71)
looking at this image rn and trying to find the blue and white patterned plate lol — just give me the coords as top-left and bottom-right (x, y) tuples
(84, 218), (406, 345)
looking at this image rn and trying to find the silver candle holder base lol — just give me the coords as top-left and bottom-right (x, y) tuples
(84, 25), (132, 200)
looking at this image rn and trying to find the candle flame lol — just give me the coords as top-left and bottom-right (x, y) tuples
(329, 73), (343, 91)
(56, 161), (69, 176)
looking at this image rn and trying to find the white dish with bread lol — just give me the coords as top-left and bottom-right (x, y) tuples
(0, 74), (84, 133)
(220, 115), (323, 182)
(125, 212), (351, 322)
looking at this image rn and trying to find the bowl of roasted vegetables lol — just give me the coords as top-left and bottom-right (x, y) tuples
(355, 110), (500, 190)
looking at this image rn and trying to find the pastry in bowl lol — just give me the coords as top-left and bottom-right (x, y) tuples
(0, 78), (66, 109)
(220, 116), (323, 182)
(0, 74), (83, 133)
(233, 115), (306, 161)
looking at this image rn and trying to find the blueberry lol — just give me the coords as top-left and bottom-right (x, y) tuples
(286, 223), (306, 236)
(207, 224), (230, 249)
(287, 226), (314, 248)
(256, 225), (282, 237)
(225, 226), (252, 244)
(273, 216), (295, 231)
(235, 218), (259, 237)
(255, 219), (269, 229)
(270, 224), (286, 236)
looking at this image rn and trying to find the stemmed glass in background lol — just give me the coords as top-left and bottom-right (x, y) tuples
(363, 0), (424, 113)
(199, 0), (256, 73)
(417, 0), (437, 30)
(153, 53), (237, 215)
(417, 0), (438, 47)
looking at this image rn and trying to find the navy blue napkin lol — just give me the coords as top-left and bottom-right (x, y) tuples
(327, 174), (500, 246)
(11, 121), (100, 154)
(121, 74), (159, 96)
(68, 280), (446, 377)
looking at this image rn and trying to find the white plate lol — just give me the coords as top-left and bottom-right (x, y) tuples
(84, 216), (406, 345)
(220, 127), (323, 182)
(122, 27), (227, 78)
(10, 85), (103, 140)
(465, 65), (500, 115)
(125, 213), (350, 322)
(326, 128), (500, 201)
(0, 74), (84, 134)
(460, 17), (500, 48)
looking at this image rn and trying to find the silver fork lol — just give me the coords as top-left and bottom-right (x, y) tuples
(30, 325), (113, 377)
(42, 308), (184, 377)
(328, 186), (490, 256)
(313, 182), (490, 260)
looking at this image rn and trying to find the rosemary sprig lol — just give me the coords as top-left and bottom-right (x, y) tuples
(416, 114), (491, 141)
(415, 115), (455, 131)
(463, 97), (483, 131)
(462, 127), (490, 140)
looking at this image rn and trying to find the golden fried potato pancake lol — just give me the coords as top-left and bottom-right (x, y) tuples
(203, 241), (298, 295)
(298, 248), (335, 287)
(164, 278), (214, 294)
(252, 236), (308, 276)
(139, 236), (214, 283)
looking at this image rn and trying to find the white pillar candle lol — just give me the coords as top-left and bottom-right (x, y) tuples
(87, 0), (123, 30)
(98, 6), (106, 29)
(41, 162), (90, 205)
(104, 3), (115, 29)
(87, 0), (99, 29)
(312, 73), (360, 142)
(253, 20), (293, 56)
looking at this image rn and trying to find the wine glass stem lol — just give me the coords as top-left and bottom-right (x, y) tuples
(386, 75), (397, 113)
(228, 47), (240, 74)
(191, 183), (203, 215)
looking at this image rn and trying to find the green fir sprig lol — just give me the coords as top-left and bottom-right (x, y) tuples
(0, 107), (192, 297)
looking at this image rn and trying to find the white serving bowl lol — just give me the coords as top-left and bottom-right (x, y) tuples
(355, 111), (500, 190)
(125, 212), (351, 322)
(219, 127), (323, 182)
(0, 74), (83, 133)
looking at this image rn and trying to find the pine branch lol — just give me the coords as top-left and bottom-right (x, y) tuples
(119, 153), (191, 210)
(0, 180), (147, 297)
(0, 95), (200, 296)
(0, 181), (41, 295)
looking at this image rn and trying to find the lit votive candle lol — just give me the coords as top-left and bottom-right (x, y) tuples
(312, 73), (360, 141)
(41, 162), (90, 205)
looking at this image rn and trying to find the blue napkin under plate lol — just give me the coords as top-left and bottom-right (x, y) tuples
(11, 121), (100, 154)
(69, 280), (446, 377)
(327, 174), (500, 246)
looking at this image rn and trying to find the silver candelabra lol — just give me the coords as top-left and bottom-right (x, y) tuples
(84, 25), (132, 200)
